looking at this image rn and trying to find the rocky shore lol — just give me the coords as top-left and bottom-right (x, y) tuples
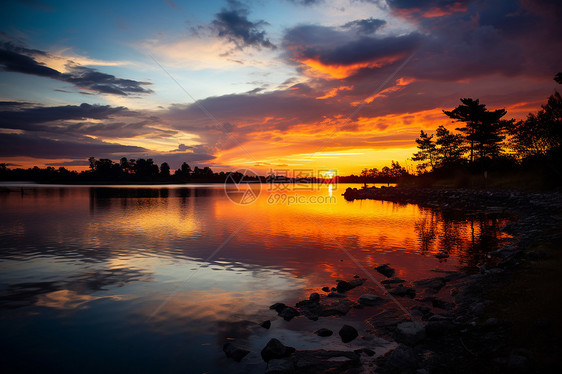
(224, 187), (562, 373)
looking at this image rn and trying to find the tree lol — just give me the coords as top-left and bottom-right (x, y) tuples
(435, 125), (465, 166)
(443, 98), (508, 163)
(511, 91), (562, 157)
(412, 130), (437, 173)
(160, 162), (170, 177)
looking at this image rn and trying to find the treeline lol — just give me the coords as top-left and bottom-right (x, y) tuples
(404, 73), (562, 189)
(346, 161), (409, 183)
(0, 157), (234, 184)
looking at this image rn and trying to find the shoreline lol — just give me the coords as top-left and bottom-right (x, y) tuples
(228, 187), (561, 373)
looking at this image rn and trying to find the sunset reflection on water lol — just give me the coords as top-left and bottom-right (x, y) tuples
(0, 184), (511, 373)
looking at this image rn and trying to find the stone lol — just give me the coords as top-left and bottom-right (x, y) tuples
(355, 348), (375, 356)
(265, 358), (295, 374)
(309, 292), (320, 302)
(260, 320), (272, 329)
(223, 342), (250, 362)
(321, 286), (330, 292)
(394, 321), (426, 345)
(270, 303), (287, 313)
(375, 264), (395, 278)
(358, 294), (385, 306)
(484, 317), (498, 327)
(339, 325), (359, 343)
(385, 344), (418, 371)
(414, 277), (446, 293)
(314, 328), (333, 337)
(261, 338), (296, 362)
(390, 284), (416, 298)
(327, 292), (347, 298)
(279, 306), (300, 321)
(381, 278), (406, 284)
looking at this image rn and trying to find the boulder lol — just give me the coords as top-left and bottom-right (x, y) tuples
(260, 320), (272, 329)
(339, 325), (359, 343)
(309, 292), (320, 302)
(279, 307), (300, 321)
(261, 338), (296, 362)
(375, 264), (395, 278)
(314, 328), (333, 337)
(321, 286), (330, 292)
(270, 303), (287, 313)
(394, 321), (426, 345)
(223, 342), (250, 362)
(390, 284), (416, 298)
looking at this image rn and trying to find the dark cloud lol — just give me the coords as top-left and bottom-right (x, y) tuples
(0, 103), (130, 131)
(0, 133), (147, 159)
(0, 42), (153, 96)
(283, 24), (421, 66)
(342, 18), (386, 34)
(211, 0), (275, 50)
(0, 42), (60, 77)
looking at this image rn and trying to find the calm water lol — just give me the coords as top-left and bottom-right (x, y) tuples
(0, 184), (510, 373)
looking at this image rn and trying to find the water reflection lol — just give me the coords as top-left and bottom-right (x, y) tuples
(0, 185), (513, 373)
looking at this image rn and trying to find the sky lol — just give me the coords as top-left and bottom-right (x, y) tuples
(1, 0), (561, 175)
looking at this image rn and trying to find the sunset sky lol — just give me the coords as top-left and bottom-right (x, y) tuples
(1, 0), (561, 175)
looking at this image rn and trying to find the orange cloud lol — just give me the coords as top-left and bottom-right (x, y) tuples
(298, 55), (402, 79)
(316, 85), (353, 100)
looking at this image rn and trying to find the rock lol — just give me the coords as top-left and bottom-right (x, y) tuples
(270, 303), (287, 313)
(321, 286), (330, 292)
(309, 292), (320, 302)
(260, 320), (272, 329)
(381, 277), (406, 284)
(484, 317), (498, 327)
(261, 338), (296, 362)
(336, 280), (355, 293)
(435, 252), (449, 259)
(355, 348), (375, 356)
(279, 306), (300, 321)
(394, 321), (426, 345)
(414, 277), (446, 293)
(265, 358), (295, 374)
(327, 292), (347, 298)
(385, 344), (418, 371)
(336, 278), (365, 293)
(223, 342), (250, 362)
(358, 294), (385, 306)
(353, 275), (360, 279)
(375, 264), (395, 278)
(314, 328), (333, 337)
(339, 325), (359, 343)
(390, 284), (416, 298)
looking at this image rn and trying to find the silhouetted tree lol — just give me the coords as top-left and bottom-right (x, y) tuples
(435, 125), (465, 166)
(412, 130), (437, 173)
(160, 162), (170, 177)
(511, 91), (562, 157)
(444, 98), (509, 163)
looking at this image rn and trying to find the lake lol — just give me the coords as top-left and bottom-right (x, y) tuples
(0, 183), (511, 373)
